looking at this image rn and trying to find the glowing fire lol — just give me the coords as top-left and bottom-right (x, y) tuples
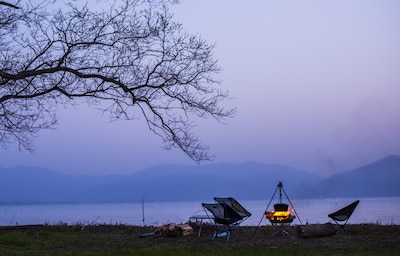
(265, 204), (295, 223)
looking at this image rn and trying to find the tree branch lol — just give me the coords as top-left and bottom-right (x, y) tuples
(0, 1), (19, 9)
(0, 0), (234, 162)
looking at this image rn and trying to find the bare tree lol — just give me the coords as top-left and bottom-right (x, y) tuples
(0, 1), (234, 162)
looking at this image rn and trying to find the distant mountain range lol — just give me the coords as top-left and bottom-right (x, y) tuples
(314, 155), (400, 198)
(1, 155), (399, 204)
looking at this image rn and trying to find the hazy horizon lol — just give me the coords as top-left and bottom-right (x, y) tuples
(1, 0), (400, 177)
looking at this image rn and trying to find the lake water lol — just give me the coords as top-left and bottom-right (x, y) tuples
(1, 197), (399, 226)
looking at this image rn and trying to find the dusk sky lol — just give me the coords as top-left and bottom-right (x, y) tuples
(1, 0), (400, 177)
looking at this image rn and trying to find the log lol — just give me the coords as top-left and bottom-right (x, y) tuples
(154, 223), (193, 237)
(297, 223), (336, 238)
(154, 223), (176, 237)
(177, 224), (194, 237)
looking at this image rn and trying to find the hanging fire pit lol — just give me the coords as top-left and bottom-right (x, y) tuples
(254, 181), (301, 236)
(265, 203), (296, 224)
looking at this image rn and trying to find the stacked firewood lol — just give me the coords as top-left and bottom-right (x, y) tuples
(154, 223), (193, 237)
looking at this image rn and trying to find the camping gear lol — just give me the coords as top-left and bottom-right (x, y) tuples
(255, 181), (302, 236)
(328, 200), (360, 231)
(188, 214), (213, 237)
(202, 197), (251, 241)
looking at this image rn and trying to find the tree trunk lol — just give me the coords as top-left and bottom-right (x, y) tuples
(297, 223), (336, 238)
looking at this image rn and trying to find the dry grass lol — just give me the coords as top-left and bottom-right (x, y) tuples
(0, 223), (399, 255)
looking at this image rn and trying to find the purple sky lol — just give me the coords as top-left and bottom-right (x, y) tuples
(1, 0), (400, 177)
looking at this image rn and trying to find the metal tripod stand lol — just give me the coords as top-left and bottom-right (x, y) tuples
(254, 181), (302, 237)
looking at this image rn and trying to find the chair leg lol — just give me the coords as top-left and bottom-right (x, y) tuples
(212, 226), (225, 240)
(333, 220), (348, 233)
(211, 229), (217, 240)
(230, 227), (239, 240)
(211, 225), (241, 241)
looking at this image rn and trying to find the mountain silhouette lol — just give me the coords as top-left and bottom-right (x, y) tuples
(314, 155), (400, 198)
(0, 155), (399, 204)
(73, 162), (322, 202)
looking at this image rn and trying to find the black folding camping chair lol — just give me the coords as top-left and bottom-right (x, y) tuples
(328, 200), (360, 231)
(202, 197), (251, 240)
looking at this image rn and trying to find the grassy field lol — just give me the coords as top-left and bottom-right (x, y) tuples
(0, 223), (399, 255)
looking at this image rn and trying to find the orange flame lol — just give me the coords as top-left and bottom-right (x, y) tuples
(265, 206), (294, 222)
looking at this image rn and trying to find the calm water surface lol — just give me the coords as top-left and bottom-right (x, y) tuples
(1, 197), (399, 226)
